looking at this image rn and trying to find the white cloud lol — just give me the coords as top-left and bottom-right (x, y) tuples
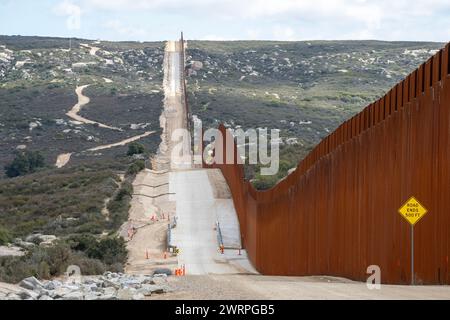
(103, 20), (147, 38)
(50, 0), (450, 41)
(53, 0), (82, 30)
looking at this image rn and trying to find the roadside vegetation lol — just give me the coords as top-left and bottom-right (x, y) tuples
(0, 236), (127, 283)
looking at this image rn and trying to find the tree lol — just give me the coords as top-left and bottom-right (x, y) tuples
(4, 151), (45, 178)
(127, 142), (145, 156)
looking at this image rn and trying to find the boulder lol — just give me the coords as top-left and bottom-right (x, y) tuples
(138, 284), (165, 296)
(119, 278), (141, 288)
(153, 268), (172, 276)
(84, 293), (101, 301)
(62, 291), (84, 300)
(25, 234), (57, 244)
(102, 279), (120, 289)
(39, 295), (53, 300)
(98, 294), (118, 300)
(53, 286), (72, 298)
(191, 61), (203, 71)
(18, 289), (39, 300)
(132, 293), (145, 300)
(5, 293), (21, 300)
(117, 288), (136, 300)
(44, 280), (62, 290)
(13, 239), (35, 249)
(19, 276), (44, 291)
(103, 287), (117, 296)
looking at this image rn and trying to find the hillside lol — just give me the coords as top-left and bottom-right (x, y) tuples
(0, 35), (164, 171)
(0, 36), (164, 282)
(185, 40), (443, 186)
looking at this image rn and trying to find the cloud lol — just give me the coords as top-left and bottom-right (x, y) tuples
(53, 0), (82, 30)
(103, 20), (147, 38)
(50, 0), (450, 41)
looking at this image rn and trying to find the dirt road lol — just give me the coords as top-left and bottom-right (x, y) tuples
(66, 85), (121, 131)
(56, 84), (154, 168)
(80, 43), (101, 57)
(87, 131), (154, 152)
(54, 132), (155, 168)
(125, 169), (177, 275)
(152, 274), (450, 300)
(55, 153), (72, 168)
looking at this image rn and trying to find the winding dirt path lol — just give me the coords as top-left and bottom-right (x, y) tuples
(55, 85), (155, 168)
(87, 131), (155, 152)
(80, 43), (101, 57)
(66, 85), (121, 131)
(54, 131), (155, 168)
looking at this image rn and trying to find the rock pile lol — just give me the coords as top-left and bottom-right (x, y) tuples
(1, 272), (171, 300)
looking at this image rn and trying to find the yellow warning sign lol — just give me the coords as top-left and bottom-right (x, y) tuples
(398, 197), (428, 225)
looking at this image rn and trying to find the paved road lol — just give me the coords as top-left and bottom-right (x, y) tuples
(170, 170), (255, 275)
(167, 41), (181, 96)
(154, 40), (191, 171)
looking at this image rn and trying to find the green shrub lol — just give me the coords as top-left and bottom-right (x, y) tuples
(0, 237), (127, 283)
(67, 234), (127, 267)
(0, 227), (12, 245)
(85, 238), (127, 266)
(115, 182), (133, 201)
(0, 165), (123, 238)
(68, 252), (106, 275)
(126, 160), (145, 176)
(251, 175), (279, 190)
(4, 151), (46, 178)
(127, 142), (145, 156)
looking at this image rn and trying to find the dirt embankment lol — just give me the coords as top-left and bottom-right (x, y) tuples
(125, 41), (186, 275)
(124, 170), (177, 275)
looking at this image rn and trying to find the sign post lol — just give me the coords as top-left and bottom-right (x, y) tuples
(398, 196), (428, 285)
(411, 224), (414, 285)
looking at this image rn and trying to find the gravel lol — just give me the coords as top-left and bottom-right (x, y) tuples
(4, 272), (172, 300)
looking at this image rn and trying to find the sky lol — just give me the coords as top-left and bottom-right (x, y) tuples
(1, 0), (450, 42)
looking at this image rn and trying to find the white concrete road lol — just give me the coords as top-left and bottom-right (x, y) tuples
(168, 43), (181, 96)
(170, 169), (255, 275)
(154, 40), (191, 171)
